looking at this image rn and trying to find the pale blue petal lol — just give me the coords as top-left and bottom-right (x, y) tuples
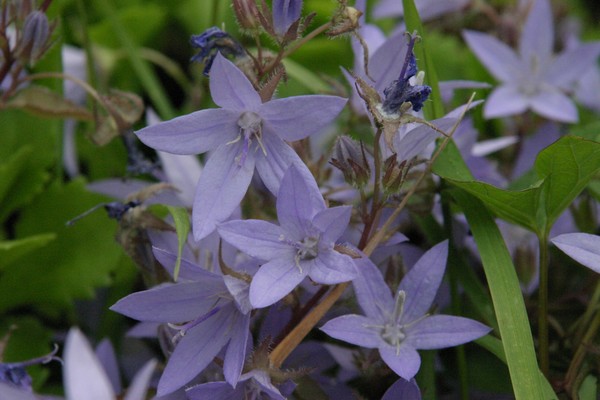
(405, 315), (491, 349)
(483, 85), (529, 119)
(135, 108), (239, 155)
(546, 44), (600, 90)
(379, 344), (421, 380)
(312, 206), (352, 243)
(394, 118), (455, 162)
(224, 275), (253, 314)
(369, 31), (408, 92)
(519, 0), (553, 62)
(209, 53), (261, 111)
(152, 246), (223, 282)
(157, 151), (202, 207)
(276, 164), (325, 236)
(352, 256), (394, 321)
(218, 220), (291, 260)
(307, 250), (356, 284)
(249, 258), (308, 308)
(260, 95), (347, 142)
(223, 311), (251, 386)
(552, 233), (600, 274)
(64, 328), (115, 400)
(463, 30), (522, 82)
(193, 143), (256, 241)
(254, 134), (312, 195)
(95, 339), (121, 394)
(157, 309), (233, 396)
(124, 359), (157, 400)
(0, 383), (37, 400)
(320, 314), (381, 348)
(186, 382), (243, 400)
(399, 240), (448, 323)
(529, 87), (578, 123)
(382, 378), (421, 400)
(110, 282), (224, 323)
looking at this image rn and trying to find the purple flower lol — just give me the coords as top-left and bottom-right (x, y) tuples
(136, 52), (347, 241)
(272, 0), (303, 37)
(321, 241), (490, 380)
(218, 164), (357, 308)
(110, 256), (252, 395)
(382, 378), (421, 400)
(63, 328), (156, 400)
(186, 369), (287, 400)
(463, 0), (600, 122)
(551, 233), (600, 274)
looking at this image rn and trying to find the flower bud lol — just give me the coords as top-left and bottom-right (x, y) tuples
(232, 0), (262, 32)
(330, 135), (371, 188)
(382, 154), (407, 194)
(190, 27), (245, 76)
(15, 10), (50, 65)
(272, 0), (303, 37)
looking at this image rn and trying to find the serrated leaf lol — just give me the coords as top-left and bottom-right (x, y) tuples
(0, 234), (56, 270)
(0, 179), (123, 315)
(7, 86), (93, 120)
(166, 205), (190, 282)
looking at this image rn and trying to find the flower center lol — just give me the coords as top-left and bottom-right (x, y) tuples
(229, 111), (266, 165)
(381, 323), (407, 348)
(296, 235), (319, 261)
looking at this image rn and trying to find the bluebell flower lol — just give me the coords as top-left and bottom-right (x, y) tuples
(190, 27), (246, 75)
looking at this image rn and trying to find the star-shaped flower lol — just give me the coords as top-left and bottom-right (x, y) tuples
(218, 164), (357, 308)
(321, 241), (490, 380)
(463, 0), (600, 122)
(135, 52), (347, 241)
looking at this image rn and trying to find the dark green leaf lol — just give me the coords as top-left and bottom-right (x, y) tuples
(0, 234), (56, 270)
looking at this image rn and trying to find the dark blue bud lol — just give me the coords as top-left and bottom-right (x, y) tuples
(104, 201), (141, 221)
(190, 27), (245, 76)
(381, 33), (431, 114)
(0, 365), (31, 388)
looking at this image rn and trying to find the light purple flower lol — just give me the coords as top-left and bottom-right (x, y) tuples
(551, 233), (600, 274)
(272, 0), (303, 37)
(186, 369), (287, 400)
(135, 52), (347, 240)
(110, 254), (252, 395)
(63, 327), (156, 400)
(320, 241), (490, 380)
(218, 164), (357, 308)
(463, 0), (600, 122)
(382, 378), (421, 400)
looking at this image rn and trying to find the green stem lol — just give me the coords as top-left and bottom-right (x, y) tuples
(537, 232), (550, 376)
(565, 305), (600, 395)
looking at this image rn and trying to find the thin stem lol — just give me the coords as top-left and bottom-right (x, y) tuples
(537, 232), (550, 376)
(261, 22), (332, 77)
(564, 305), (600, 395)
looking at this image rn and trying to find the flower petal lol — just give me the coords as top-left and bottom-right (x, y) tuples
(110, 281), (225, 323)
(483, 85), (529, 119)
(399, 240), (448, 323)
(463, 30), (522, 82)
(379, 344), (421, 380)
(254, 134), (312, 195)
(519, 0), (553, 63)
(382, 378), (421, 400)
(352, 256), (394, 321)
(260, 95), (347, 142)
(320, 314), (381, 348)
(307, 250), (356, 284)
(405, 315), (491, 349)
(209, 52), (261, 110)
(135, 108), (238, 155)
(64, 328), (115, 400)
(529, 87), (578, 123)
(276, 164), (325, 236)
(312, 205), (352, 243)
(249, 258), (307, 308)
(193, 142), (256, 240)
(551, 233), (600, 274)
(223, 310), (251, 386)
(157, 308), (233, 395)
(545, 44), (600, 90)
(218, 219), (290, 260)
(124, 359), (157, 400)
(186, 382), (243, 400)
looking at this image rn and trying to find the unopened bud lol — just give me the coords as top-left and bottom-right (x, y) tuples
(330, 136), (371, 188)
(232, 0), (262, 32)
(190, 27), (246, 76)
(15, 11), (50, 65)
(382, 154), (408, 194)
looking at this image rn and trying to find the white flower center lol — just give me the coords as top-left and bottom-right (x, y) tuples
(229, 111), (266, 165)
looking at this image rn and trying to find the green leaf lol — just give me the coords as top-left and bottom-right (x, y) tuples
(439, 136), (600, 236)
(0, 234), (56, 270)
(166, 205), (190, 281)
(578, 375), (597, 400)
(282, 58), (331, 93)
(0, 179), (123, 315)
(451, 189), (555, 400)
